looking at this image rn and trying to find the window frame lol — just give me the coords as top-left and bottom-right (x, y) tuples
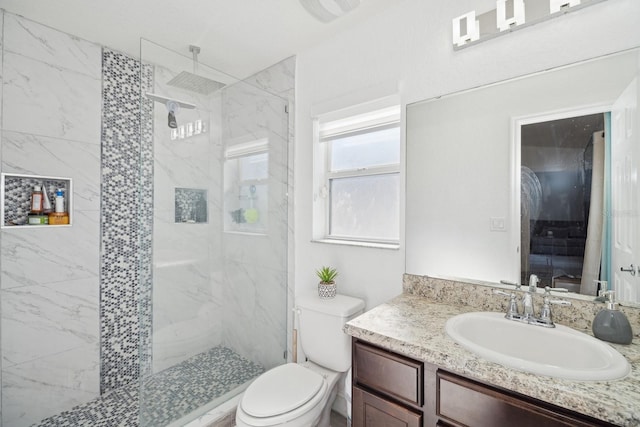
(313, 105), (401, 247)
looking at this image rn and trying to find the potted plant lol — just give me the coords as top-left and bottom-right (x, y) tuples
(316, 266), (338, 299)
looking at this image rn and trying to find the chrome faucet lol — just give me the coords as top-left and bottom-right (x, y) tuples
(521, 274), (539, 320)
(521, 290), (535, 321)
(493, 276), (570, 328)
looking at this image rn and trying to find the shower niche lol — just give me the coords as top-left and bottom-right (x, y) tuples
(174, 187), (208, 223)
(1, 173), (73, 228)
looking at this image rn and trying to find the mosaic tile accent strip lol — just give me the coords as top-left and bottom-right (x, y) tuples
(32, 346), (263, 427)
(100, 48), (154, 392)
(138, 59), (155, 380)
(175, 188), (208, 223)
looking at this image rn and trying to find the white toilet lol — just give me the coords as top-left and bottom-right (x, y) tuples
(235, 293), (365, 427)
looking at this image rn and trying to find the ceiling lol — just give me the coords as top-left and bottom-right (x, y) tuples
(0, 0), (398, 79)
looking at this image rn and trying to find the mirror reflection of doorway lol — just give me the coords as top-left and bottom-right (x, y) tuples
(520, 113), (606, 295)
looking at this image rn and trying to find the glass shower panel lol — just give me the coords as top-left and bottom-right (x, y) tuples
(138, 39), (289, 426)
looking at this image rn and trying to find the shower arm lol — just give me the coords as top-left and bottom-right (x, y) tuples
(190, 45), (201, 76)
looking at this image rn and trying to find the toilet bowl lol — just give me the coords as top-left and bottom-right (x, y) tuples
(235, 293), (365, 427)
(235, 361), (342, 427)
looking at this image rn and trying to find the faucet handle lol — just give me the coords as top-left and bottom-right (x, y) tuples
(539, 287), (572, 326)
(543, 287), (572, 303)
(493, 289), (520, 319)
(500, 279), (521, 290)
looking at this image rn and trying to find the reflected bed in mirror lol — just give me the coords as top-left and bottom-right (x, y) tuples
(406, 47), (640, 305)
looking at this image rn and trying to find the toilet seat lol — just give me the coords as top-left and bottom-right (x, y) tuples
(237, 363), (329, 426)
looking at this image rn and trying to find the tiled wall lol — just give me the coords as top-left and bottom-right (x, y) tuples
(148, 52), (294, 375)
(0, 12), (102, 427)
(0, 10), (294, 426)
(100, 48), (154, 391)
(220, 57), (294, 370)
(148, 55), (222, 373)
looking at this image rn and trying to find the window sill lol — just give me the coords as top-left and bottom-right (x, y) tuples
(311, 238), (400, 250)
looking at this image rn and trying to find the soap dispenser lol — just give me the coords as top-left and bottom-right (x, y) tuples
(592, 290), (633, 345)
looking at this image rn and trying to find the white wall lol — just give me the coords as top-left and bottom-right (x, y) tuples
(294, 0), (640, 309)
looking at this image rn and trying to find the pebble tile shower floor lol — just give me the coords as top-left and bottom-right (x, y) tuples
(32, 346), (264, 427)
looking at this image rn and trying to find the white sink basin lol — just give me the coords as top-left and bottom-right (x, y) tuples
(445, 312), (630, 381)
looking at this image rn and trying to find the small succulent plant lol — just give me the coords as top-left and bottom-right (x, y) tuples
(316, 266), (338, 284)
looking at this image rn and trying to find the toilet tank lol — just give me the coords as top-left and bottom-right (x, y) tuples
(296, 294), (365, 372)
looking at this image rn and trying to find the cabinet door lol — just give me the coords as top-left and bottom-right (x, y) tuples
(437, 371), (614, 427)
(354, 340), (424, 408)
(353, 386), (422, 427)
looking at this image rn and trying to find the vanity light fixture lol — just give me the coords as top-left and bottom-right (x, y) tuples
(497, 0), (526, 32)
(452, 0), (602, 50)
(550, 0), (581, 13)
(452, 11), (480, 47)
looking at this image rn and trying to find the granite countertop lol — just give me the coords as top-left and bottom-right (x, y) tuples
(344, 293), (640, 426)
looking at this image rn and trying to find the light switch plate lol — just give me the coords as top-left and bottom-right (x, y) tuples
(490, 217), (506, 231)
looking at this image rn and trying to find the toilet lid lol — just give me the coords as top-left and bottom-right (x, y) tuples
(242, 363), (325, 418)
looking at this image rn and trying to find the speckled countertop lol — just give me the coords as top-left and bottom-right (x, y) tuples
(344, 276), (640, 426)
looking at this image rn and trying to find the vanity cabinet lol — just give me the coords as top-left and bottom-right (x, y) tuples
(352, 339), (617, 427)
(352, 340), (425, 427)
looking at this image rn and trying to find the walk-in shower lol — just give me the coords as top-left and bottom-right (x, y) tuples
(139, 40), (289, 426)
(0, 9), (291, 425)
(136, 39), (291, 426)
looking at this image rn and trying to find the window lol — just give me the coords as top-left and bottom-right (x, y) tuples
(314, 105), (401, 246)
(224, 138), (269, 233)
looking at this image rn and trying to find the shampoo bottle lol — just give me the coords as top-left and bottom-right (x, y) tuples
(30, 185), (44, 213)
(592, 290), (633, 345)
(55, 189), (65, 213)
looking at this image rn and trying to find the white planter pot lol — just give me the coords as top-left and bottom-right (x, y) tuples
(318, 282), (336, 299)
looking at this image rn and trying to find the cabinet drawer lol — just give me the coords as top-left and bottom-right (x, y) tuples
(437, 371), (610, 427)
(354, 341), (423, 407)
(353, 386), (422, 427)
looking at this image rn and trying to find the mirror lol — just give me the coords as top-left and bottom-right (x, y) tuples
(406, 48), (640, 304)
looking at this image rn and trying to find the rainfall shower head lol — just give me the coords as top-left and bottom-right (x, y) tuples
(167, 45), (225, 95)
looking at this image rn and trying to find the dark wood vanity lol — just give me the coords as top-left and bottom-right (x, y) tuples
(352, 339), (618, 427)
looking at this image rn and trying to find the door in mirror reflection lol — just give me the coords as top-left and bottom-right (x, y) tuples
(520, 112), (607, 295)
(611, 78), (640, 303)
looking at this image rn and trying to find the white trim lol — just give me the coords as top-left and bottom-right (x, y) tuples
(312, 238), (400, 250)
(225, 138), (269, 158)
(319, 106), (401, 140)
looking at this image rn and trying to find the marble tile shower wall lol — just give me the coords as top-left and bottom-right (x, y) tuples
(150, 62), (224, 373)
(0, 12), (102, 427)
(220, 57), (294, 371)
(0, 10), (294, 426)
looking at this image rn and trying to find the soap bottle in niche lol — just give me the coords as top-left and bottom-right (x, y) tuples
(55, 188), (65, 213)
(30, 185), (44, 213)
(592, 290), (633, 345)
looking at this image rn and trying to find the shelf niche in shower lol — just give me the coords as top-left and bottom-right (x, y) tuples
(1, 173), (73, 228)
(175, 187), (208, 224)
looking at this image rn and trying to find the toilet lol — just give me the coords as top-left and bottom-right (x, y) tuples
(236, 293), (365, 427)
